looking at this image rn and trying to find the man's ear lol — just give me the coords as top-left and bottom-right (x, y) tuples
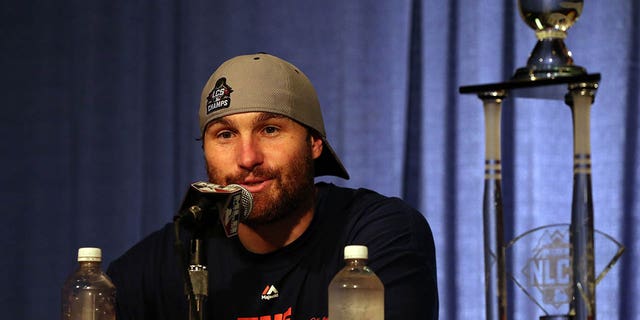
(310, 134), (323, 160)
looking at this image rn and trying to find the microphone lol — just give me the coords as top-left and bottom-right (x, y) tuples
(175, 181), (253, 238)
(173, 182), (253, 320)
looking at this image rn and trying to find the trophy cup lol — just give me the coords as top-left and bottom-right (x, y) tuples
(459, 1), (625, 319)
(512, 0), (586, 80)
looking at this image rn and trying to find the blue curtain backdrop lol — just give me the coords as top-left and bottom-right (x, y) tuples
(2, 0), (638, 319)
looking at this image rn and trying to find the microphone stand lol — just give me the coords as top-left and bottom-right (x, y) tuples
(186, 205), (208, 320)
(174, 182), (252, 320)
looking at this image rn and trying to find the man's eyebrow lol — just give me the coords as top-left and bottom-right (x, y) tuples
(207, 117), (233, 128)
(207, 112), (289, 129)
(255, 112), (287, 123)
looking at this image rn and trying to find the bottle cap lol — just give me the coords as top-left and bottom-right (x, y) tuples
(77, 247), (102, 262)
(344, 245), (368, 260)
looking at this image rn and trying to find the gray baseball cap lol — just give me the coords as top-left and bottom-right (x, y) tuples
(199, 53), (349, 179)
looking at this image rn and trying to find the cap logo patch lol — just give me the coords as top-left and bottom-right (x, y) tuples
(206, 77), (233, 114)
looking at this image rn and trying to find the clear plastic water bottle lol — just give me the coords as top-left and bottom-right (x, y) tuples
(328, 245), (384, 320)
(61, 247), (116, 320)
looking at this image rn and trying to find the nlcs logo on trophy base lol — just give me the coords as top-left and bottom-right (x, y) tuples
(522, 228), (571, 309)
(506, 224), (624, 316)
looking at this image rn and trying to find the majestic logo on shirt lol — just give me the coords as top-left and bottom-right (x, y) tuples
(261, 284), (279, 300)
(206, 77), (233, 114)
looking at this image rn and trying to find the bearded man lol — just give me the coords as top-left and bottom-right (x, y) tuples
(108, 53), (438, 320)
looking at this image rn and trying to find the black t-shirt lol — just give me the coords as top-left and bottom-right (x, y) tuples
(107, 183), (438, 319)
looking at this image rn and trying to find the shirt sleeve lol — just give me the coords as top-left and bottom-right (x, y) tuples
(106, 224), (188, 320)
(107, 252), (147, 320)
(347, 191), (439, 320)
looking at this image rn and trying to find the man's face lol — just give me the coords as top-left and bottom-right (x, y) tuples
(202, 112), (323, 226)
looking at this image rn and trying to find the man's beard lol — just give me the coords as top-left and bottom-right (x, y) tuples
(205, 149), (316, 226)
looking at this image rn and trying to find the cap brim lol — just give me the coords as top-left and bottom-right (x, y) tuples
(315, 138), (349, 179)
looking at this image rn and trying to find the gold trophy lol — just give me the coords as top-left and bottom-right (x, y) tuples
(513, 0), (586, 80)
(459, 1), (625, 319)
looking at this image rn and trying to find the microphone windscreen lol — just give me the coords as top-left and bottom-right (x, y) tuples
(228, 184), (253, 221)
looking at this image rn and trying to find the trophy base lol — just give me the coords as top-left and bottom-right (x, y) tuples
(512, 37), (587, 81)
(512, 65), (587, 81)
(540, 315), (573, 320)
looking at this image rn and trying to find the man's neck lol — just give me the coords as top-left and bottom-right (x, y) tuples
(237, 207), (315, 254)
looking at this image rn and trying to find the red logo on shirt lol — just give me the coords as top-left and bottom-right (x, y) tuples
(237, 306), (292, 320)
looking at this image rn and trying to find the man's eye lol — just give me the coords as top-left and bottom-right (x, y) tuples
(263, 126), (279, 134)
(217, 131), (233, 139)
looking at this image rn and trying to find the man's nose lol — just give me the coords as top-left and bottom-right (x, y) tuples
(237, 136), (264, 170)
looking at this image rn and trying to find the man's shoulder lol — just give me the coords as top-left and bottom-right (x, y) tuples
(317, 181), (434, 248)
(317, 182), (422, 219)
(316, 182), (432, 249)
(316, 182), (397, 203)
(107, 223), (176, 273)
